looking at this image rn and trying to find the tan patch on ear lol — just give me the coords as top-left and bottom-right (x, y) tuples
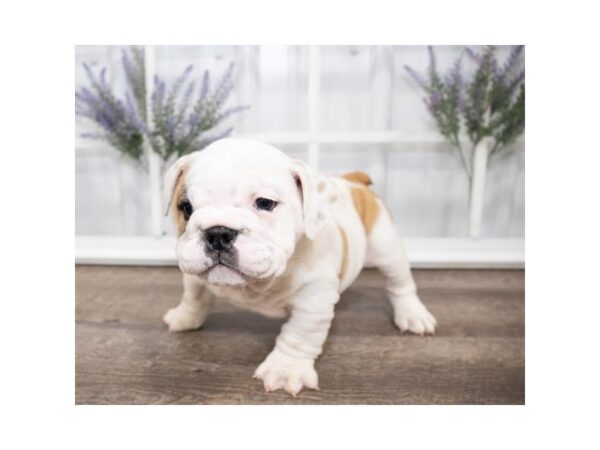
(172, 167), (188, 236)
(350, 186), (380, 234)
(342, 171), (372, 186)
(337, 226), (348, 281)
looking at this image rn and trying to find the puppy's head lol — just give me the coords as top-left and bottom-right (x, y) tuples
(163, 138), (338, 287)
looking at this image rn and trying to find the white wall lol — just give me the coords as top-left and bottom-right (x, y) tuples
(75, 45), (524, 238)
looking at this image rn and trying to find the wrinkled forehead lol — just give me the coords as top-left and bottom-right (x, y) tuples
(184, 156), (294, 202)
(181, 138), (298, 202)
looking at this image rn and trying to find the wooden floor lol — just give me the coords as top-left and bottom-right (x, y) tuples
(76, 266), (524, 405)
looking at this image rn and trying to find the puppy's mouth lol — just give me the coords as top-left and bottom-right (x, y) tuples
(207, 250), (241, 271)
(208, 260), (245, 276)
(204, 251), (248, 286)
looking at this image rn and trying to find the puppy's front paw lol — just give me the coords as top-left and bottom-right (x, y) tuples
(163, 305), (206, 332)
(253, 351), (319, 397)
(393, 295), (437, 335)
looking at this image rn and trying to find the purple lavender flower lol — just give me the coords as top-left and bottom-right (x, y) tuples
(427, 46), (437, 75)
(425, 89), (443, 116)
(169, 65), (194, 101)
(77, 47), (248, 162)
(152, 75), (166, 117)
(510, 69), (525, 88)
(211, 63), (235, 110)
(181, 81), (195, 111)
(198, 70), (210, 103)
(500, 46), (525, 90)
(187, 112), (200, 128)
(448, 55), (464, 111)
(125, 92), (148, 134)
(153, 76), (165, 103)
(82, 63), (97, 85)
(500, 45), (524, 80)
(77, 87), (95, 103)
(398, 45), (524, 172)
(77, 56), (147, 160)
(122, 50), (135, 82)
(404, 65), (428, 90)
(99, 67), (109, 90)
(94, 108), (117, 133)
(490, 54), (499, 79)
(166, 114), (176, 140)
(468, 80), (484, 122)
(465, 47), (481, 63)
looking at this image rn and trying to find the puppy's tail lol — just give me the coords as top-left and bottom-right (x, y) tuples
(341, 171), (373, 186)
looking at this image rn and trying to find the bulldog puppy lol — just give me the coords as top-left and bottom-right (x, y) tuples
(162, 138), (436, 396)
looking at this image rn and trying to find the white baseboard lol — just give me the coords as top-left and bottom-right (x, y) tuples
(75, 236), (524, 269)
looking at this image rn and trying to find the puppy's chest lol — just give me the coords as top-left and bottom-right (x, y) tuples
(206, 281), (295, 319)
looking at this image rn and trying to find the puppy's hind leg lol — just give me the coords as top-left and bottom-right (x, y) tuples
(163, 273), (215, 332)
(365, 206), (437, 335)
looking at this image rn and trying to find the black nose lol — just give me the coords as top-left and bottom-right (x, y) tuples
(204, 226), (238, 252)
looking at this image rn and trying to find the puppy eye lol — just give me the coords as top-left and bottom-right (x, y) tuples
(178, 200), (193, 220)
(255, 197), (278, 212)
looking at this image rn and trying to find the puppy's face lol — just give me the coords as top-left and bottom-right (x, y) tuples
(163, 139), (337, 287)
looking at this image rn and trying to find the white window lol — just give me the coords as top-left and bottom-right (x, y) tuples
(75, 45), (524, 266)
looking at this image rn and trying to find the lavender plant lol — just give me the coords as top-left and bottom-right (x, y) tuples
(76, 46), (248, 165)
(75, 48), (147, 161)
(405, 45), (524, 181)
(150, 61), (249, 161)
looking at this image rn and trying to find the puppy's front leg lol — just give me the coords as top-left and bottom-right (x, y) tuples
(163, 273), (215, 332)
(254, 282), (339, 396)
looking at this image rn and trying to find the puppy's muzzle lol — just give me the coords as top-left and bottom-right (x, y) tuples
(204, 226), (239, 252)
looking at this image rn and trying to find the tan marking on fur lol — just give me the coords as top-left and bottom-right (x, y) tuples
(342, 171), (373, 186)
(337, 226), (349, 281)
(350, 186), (381, 234)
(172, 167), (188, 236)
(317, 180), (327, 192)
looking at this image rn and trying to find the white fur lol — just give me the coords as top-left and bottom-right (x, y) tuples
(163, 138), (437, 395)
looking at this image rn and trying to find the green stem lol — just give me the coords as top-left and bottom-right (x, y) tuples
(489, 139), (502, 157)
(455, 137), (472, 181)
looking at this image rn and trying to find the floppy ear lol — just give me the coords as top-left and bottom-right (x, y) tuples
(291, 160), (339, 239)
(162, 153), (196, 216)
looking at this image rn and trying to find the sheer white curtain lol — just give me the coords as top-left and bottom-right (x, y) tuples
(75, 45), (524, 238)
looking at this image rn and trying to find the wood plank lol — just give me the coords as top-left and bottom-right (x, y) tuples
(75, 266), (525, 404)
